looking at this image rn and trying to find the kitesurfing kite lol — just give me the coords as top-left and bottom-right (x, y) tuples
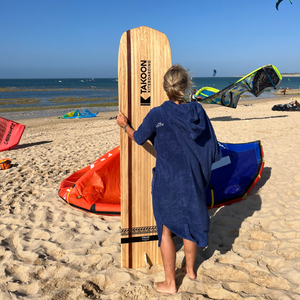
(58, 141), (264, 215)
(213, 69), (217, 77)
(191, 64), (282, 108)
(0, 117), (25, 152)
(59, 146), (121, 215)
(58, 109), (98, 119)
(276, 0), (292, 10)
(196, 87), (219, 98)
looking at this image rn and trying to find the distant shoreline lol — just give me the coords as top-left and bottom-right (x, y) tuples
(0, 105), (118, 120)
(281, 74), (300, 77)
(2, 94), (298, 120)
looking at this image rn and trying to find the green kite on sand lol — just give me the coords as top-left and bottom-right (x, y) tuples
(59, 109), (98, 119)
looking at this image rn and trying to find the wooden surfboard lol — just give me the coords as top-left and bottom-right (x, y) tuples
(118, 26), (172, 268)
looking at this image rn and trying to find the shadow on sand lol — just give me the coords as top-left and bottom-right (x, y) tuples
(173, 166), (271, 288)
(10, 141), (52, 150)
(210, 115), (288, 122)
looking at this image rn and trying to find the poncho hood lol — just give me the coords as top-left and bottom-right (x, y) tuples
(162, 101), (207, 140)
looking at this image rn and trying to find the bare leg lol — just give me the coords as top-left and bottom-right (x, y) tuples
(182, 238), (197, 279)
(156, 225), (177, 294)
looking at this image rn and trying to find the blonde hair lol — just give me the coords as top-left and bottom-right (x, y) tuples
(163, 64), (192, 103)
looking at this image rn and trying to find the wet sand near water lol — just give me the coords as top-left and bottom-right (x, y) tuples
(0, 106), (118, 121)
(0, 97), (300, 299)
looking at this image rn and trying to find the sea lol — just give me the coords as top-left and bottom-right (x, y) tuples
(0, 78), (119, 109)
(0, 77), (299, 118)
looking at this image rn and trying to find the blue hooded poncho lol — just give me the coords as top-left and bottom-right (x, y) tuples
(133, 101), (222, 247)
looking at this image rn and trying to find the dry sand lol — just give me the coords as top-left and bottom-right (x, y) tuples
(0, 97), (300, 299)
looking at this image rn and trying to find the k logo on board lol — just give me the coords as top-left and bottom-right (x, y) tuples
(140, 60), (151, 106)
(141, 96), (151, 106)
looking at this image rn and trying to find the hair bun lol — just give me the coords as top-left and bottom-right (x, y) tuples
(163, 64), (192, 102)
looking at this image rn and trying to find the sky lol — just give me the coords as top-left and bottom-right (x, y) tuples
(0, 0), (299, 78)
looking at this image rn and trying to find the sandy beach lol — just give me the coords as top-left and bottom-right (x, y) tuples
(1, 96), (300, 299)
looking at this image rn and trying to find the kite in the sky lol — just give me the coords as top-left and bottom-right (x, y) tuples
(213, 69), (217, 77)
(191, 64), (282, 108)
(276, 0), (292, 10)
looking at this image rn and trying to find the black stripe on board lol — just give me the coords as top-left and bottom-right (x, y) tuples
(121, 235), (159, 244)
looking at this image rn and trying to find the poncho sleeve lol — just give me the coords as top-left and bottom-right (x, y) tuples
(133, 109), (157, 145)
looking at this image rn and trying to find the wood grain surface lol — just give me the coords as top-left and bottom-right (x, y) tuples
(118, 26), (172, 268)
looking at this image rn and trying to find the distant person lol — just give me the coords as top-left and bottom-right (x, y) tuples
(116, 64), (221, 294)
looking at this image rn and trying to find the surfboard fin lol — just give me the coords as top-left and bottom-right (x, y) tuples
(144, 252), (151, 269)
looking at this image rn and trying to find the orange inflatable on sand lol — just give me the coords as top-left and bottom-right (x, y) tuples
(58, 146), (120, 215)
(58, 141), (264, 216)
(0, 158), (12, 170)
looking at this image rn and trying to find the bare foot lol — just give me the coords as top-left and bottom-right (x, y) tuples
(180, 266), (196, 280)
(156, 281), (177, 294)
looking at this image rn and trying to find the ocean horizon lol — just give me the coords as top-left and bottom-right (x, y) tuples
(0, 77), (299, 112)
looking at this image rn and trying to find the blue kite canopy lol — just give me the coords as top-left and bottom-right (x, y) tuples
(59, 109), (98, 119)
(79, 109), (98, 118)
(206, 140), (264, 209)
